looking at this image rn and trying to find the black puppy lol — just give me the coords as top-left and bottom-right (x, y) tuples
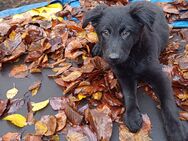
(82, 1), (187, 141)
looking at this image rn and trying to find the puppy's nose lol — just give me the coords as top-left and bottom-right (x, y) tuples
(109, 53), (120, 61)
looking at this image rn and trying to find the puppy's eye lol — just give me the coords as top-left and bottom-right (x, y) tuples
(121, 30), (130, 39)
(102, 30), (110, 38)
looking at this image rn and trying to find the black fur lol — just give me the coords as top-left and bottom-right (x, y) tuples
(83, 1), (188, 141)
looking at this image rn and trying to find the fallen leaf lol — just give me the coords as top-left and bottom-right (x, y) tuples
(179, 111), (188, 120)
(92, 92), (102, 100)
(78, 93), (87, 101)
(8, 98), (25, 114)
(55, 111), (67, 131)
(0, 99), (8, 117)
(50, 97), (67, 111)
(50, 134), (60, 141)
(62, 71), (82, 82)
(28, 80), (42, 96)
(163, 4), (179, 14)
(1, 132), (20, 141)
(82, 126), (97, 141)
(119, 114), (152, 141)
(35, 121), (48, 135)
(0, 23), (11, 36)
(6, 86), (19, 99)
(31, 99), (49, 112)
(85, 106), (112, 141)
(40, 115), (57, 136)
(64, 104), (83, 125)
(66, 126), (89, 141)
(24, 134), (42, 141)
(86, 32), (98, 43)
(3, 114), (27, 128)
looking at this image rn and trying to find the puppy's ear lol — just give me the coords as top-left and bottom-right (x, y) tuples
(130, 2), (156, 31)
(82, 4), (108, 28)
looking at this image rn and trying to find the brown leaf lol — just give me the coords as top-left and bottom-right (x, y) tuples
(9, 64), (28, 78)
(179, 111), (188, 120)
(25, 51), (42, 63)
(24, 134), (42, 141)
(40, 115), (57, 136)
(7, 98), (25, 114)
(0, 99), (8, 117)
(85, 106), (112, 141)
(50, 97), (64, 111)
(64, 104), (83, 125)
(55, 111), (67, 131)
(66, 126), (89, 141)
(0, 23), (11, 36)
(28, 80), (42, 96)
(163, 4), (179, 14)
(65, 40), (83, 59)
(62, 71), (82, 82)
(2, 132), (20, 141)
(2, 42), (26, 63)
(102, 93), (123, 107)
(119, 114), (152, 141)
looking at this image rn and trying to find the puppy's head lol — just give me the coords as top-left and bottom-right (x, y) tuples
(82, 2), (156, 65)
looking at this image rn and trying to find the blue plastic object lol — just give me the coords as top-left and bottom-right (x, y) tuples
(0, 0), (187, 28)
(0, 0), (80, 18)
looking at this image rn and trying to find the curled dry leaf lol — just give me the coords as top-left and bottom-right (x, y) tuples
(31, 99), (49, 112)
(28, 80), (42, 96)
(62, 71), (82, 82)
(65, 40), (83, 59)
(119, 114), (152, 141)
(1, 132), (20, 141)
(55, 111), (67, 131)
(40, 115), (57, 136)
(9, 64), (28, 78)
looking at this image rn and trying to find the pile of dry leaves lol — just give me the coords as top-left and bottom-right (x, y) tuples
(0, 0), (187, 140)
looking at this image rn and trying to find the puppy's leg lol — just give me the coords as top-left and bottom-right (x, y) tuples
(91, 43), (103, 57)
(144, 65), (186, 141)
(113, 68), (143, 132)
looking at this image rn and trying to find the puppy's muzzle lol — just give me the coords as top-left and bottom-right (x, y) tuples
(108, 53), (120, 62)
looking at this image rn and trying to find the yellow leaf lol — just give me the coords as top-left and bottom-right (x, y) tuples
(51, 135), (60, 141)
(92, 92), (102, 100)
(86, 32), (98, 43)
(9, 31), (16, 40)
(3, 114), (27, 128)
(77, 31), (87, 39)
(35, 121), (48, 135)
(6, 87), (18, 99)
(31, 100), (49, 112)
(31, 87), (39, 96)
(78, 93), (87, 101)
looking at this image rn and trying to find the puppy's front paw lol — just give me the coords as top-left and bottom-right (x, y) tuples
(91, 43), (102, 57)
(165, 120), (186, 141)
(125, 108), (143, 133)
